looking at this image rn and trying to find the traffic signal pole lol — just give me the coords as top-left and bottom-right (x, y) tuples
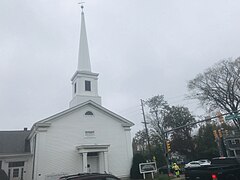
(163, 110), (240, 135)
(163, 111), (240, 159)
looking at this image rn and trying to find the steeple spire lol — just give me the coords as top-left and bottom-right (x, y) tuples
(69, 6), (102, 108)
(78, 5), (91, 72)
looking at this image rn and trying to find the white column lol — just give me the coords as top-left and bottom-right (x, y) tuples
(104, 151), (109, 173)
(99, 152), (104, 173)
(82, 152), (88, 173)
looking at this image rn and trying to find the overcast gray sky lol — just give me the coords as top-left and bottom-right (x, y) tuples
(1, 0), (240, 135)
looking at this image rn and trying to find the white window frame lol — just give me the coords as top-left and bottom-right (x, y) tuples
(84, 130), (95, 138)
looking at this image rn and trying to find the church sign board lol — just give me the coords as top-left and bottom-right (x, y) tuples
(139, 162), (157, 179)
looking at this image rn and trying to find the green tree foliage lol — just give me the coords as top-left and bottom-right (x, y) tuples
(194, 123), (219, 159)
(188, 58), (240, 128)
(132, 129), (166, 166)
(164, 106), (196, 159)
(132, 130), (148, 154)
(151, 144), (166, 168)
(143, 95), (196, 160)
(130, 153), (145, 179)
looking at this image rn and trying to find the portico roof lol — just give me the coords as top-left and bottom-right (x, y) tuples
(76, 144), (110, 153)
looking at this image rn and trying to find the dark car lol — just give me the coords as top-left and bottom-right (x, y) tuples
(0, 169), (9, 180)
(59, 173), (120, 180)
(185, 157), (240, 180)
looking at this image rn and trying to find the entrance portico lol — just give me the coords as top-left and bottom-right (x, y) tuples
(76, 144), (110, 173)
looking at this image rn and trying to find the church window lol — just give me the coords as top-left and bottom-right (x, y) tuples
(85, 111), (93, 116)
(74, 82), (77, 94)
(85, 80), (91, 91)
(85, 131), (95, 137)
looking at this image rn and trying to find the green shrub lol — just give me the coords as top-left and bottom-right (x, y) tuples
(130, 153), (146, 179)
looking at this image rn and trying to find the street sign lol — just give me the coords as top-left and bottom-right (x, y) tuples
(225, 113), (240, 121)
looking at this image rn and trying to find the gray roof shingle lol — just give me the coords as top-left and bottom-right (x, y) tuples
(0, 130), (31, 154)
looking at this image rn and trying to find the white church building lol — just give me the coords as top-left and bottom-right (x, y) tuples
(0, 8), (134, 180)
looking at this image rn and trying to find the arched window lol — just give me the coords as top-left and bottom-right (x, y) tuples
(85, 111), (94, 116)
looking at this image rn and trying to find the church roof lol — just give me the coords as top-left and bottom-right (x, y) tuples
(33, 100), (134, 127)
(0, 130), (30, 155)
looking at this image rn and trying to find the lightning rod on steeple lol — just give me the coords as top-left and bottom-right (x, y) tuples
(78, 2), (85, 12)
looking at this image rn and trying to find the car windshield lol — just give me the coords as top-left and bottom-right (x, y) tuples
(191, 162), (200, 165)
(198, 160), (210, 163)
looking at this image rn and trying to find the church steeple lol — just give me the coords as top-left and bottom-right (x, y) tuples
(69, 6), (102, 108)
(78, 7), (91, 72)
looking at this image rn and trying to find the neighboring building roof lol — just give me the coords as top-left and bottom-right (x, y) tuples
(0, 130), (30, 154)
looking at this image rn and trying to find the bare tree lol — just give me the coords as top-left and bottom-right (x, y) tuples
(145, 95), (169, 141)
(188, 57), (240, 128)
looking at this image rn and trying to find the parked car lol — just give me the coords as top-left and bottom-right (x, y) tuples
(185, 159), (211, 169)
(184, 161), (202, 168)
(185, 157), (240, 180)
(59, 173), (120, 180)
(198, 159), (211, 166)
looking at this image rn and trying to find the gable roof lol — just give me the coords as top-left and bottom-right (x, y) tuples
(34, 100), (134, 127)
(0, 130), (31, 155)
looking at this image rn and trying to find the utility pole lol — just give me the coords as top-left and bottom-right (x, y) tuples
(140, 99), (152, 160)
(155, 112), (171, 178)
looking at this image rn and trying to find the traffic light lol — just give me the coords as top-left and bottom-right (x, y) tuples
(166, 140), (171, 153)
(213, 130), (218, 139)
(216, 111), (225, 124)
(218, 129), (223, 138)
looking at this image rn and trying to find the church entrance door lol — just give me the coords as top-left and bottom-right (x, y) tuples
(87, 152), (99, 173)
(76, 144), (109, 173)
